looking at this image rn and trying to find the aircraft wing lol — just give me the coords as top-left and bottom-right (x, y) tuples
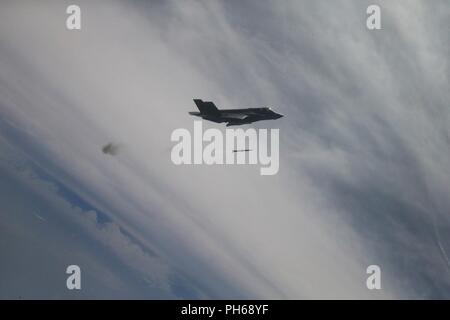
(223, 113), (248, 120)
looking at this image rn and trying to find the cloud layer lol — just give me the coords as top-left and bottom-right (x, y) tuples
(1, 0), (449, 298)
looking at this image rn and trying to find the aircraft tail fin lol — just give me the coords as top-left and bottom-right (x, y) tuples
(193, 99), (220, 116)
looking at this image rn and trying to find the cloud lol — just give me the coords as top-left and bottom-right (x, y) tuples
(0, 133), (181, 298)
(0, 0), (449, 298)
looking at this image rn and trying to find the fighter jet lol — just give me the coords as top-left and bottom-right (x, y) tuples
(189, 99), (283, 126)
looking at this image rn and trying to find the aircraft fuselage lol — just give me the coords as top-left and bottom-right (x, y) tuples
(189, 100), (283, 126)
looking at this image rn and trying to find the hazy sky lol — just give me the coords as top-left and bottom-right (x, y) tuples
(1, 0), (449, 299)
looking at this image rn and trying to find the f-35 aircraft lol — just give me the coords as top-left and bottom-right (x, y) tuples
(189, 99), (283, 126)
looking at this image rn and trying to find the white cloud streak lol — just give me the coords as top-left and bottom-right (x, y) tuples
(0, 0), (449, 298)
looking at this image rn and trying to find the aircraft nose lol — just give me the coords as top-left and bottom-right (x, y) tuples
(276, 113), (284, 119)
